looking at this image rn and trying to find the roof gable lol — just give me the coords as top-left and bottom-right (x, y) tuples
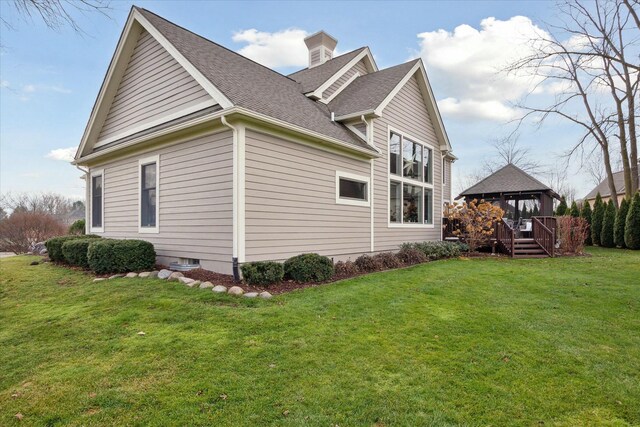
(459, 164), (555, 197)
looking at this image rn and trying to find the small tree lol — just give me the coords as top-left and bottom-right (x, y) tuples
(68, 219), (86, 235)
(555, 197), (568, 216)
(556, 216), (589, 255)
(0, 211), (66, 253)
(600, 200), (616, 248)
(580, 201), (593, 245)
(445, 199), (504, 252)
(614, 198), (630, 248)
(569, 201), (580, 218)
(625, 192), (640, 250)
(592, 193), (605, 246)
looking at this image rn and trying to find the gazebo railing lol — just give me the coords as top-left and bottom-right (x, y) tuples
(532, 216), (556, 257)
(496, 218), (515, 256)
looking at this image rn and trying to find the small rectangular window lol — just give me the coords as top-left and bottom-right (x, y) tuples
(336, 171), (370, 206)
(91, 174), (103, 229)
(139, 155), (159, 233)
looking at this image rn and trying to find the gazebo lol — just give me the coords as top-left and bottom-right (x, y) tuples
(457, 164), (561, 219)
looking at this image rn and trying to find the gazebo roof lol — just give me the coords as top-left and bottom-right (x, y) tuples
(458, 164), (560, 199)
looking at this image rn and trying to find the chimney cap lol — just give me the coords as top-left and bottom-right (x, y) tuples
(304, 31), (338, 51)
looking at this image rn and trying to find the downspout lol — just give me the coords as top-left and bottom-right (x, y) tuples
(75, 165), (90, 234)
(362, 115), (375, 253)
(221, 116), (241, 282)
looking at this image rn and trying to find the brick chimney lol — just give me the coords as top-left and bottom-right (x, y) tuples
(304, 31), (337, 68)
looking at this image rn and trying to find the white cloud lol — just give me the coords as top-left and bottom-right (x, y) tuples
(46, 147), (76, 162)
(233, 28), (309, 68)
(415, 16), (551, 122)
(0, 79), (9, 89)
(23, 84), (36, 93)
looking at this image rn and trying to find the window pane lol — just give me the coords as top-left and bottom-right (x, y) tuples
(424, 147), (433, 183)
(141, 162), (156, 227)
(339, 178), (367, 201)
(389, 181), (402, 223)
(389, 132), (401, 176)
(143, 163), (156, 190)
(91, 175), (102, 228)
(424, 188), (433, 224)
(403, 184), (423, 223)
(403, 139), (422, 180)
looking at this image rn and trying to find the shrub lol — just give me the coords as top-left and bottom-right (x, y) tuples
(591, 193), (605, 245)
(406, 241), (464, 260)
(354, 254), (383, 272)
(444, 199), (504, 251)
(396, 247), (428, 265)
(87, 239), (156, 274)
(625, 192), (640, 250)
(61, 238), (96, 268)
(68, 219), (86, 235)
(580, 201), (593, 245)
(241, 261), (284, 285)
(600, 200), (616, 248)
(283, 253), (333, 282)
(556, 216), (589, 255)
(45, 234), (101, 262)
(555, 197), (568, 216)
(0, 212), (66, 254)
(373, 252), (403, 269)
(334, 260), (359, 276)
(614, 198), (630, 248)
(569, 201), (580, 218)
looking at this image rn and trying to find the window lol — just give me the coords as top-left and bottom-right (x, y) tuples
(336, 171), (370, 206)
(139, 155), (159, 233)
(387, 129), (435, 227)
(90, 170), (104, 232)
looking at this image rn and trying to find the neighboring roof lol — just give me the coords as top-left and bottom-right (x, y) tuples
(136, 8), (374, 153)
(328, 60), (419, 118)
(288, 47), (367, 93)
(459, 164), (559, 198)
(584, 170), (638, 199)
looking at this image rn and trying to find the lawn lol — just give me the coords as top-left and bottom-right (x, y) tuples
(1, 248), (639, 426)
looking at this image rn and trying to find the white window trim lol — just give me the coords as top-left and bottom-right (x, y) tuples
(138, 154), (160, 234)
(387, 125), (435, 228)
(335, 170), (370, 207)
(89, 169), (104, 233)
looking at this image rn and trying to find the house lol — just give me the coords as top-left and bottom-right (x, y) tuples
(457, 164), (560, 219)
(583, 169), (639, 206)
(72, 7), (455, 276)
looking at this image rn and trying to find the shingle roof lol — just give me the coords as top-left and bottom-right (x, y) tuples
(328, 60), (419, 117)
(584, 170), (638, 199)
(288, 48), (367, 93)
(137, 8), (374, 153)
(459, 163), (558, 197)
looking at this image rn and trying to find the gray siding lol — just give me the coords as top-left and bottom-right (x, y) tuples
(244, 129), (371, 262)
(89, 131), (234, 272)
(97, 30), (213, 145)
(444, 159), (452, 202)
(373, 74), (443, 251)
(323, 59), (369, 100)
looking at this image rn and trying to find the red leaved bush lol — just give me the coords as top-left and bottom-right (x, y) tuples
(0, 212), (66, 253)
(556, 216), (589, 255)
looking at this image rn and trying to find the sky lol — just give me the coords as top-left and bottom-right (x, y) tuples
(0, 0), (599, 201)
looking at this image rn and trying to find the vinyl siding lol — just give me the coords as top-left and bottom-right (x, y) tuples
(244, 129), (371, 262)
(373, 74), (443, 251)
(96, 29), (213, 145)
(88, 131), (234, 272)
(323, 59), (369, 100)
(444, 159), (452, 202)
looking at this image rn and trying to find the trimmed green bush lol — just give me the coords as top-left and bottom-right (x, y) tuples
(614, 198), (630, 248)
(569, 201), (580, 218)
(241, 261), (284, 286)
(600, 200), (616, 248)
(591, 193), (605, 246)
(45, 234), (101, 263)
(401, 241), (464, 260)
(624, 192), (640, 249)
(61, 238), (96, 268)
(87, 239), (156, 274)
(581, 201), (593, 245)
(68, 219), (86, 235)
(284, 253), (334, 283)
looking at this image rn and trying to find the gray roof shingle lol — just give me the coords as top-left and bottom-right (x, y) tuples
(584, 170), (638, 199)
(459, 164), (557, 197)
(137, 8), (375, 153)
(328, 60), (419, 117)
(288, 48), (367, 93)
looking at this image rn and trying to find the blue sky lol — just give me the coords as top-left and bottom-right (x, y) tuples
(0, 0), (593, 200)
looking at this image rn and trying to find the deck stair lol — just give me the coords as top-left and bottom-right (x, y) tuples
(512, 238), (548, 258)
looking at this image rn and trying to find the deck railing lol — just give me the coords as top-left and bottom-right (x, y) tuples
(532, 216), (556, 257)
(442, 217), (462, 239)
(496, 218), (515, 257)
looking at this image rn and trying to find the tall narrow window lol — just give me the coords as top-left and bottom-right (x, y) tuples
(424, 147), (433, 184)
(390, 181), (402, 223)
(91, 173), (103, 231)
(139, 156), (159, 233)
(389, 132), (401, 176)
(403, 138), (422, 180)
(403, 184), (423, 223)
(424, 189), (433, 224)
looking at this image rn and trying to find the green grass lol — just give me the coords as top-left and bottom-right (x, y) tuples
(1, 248), (639, 426)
